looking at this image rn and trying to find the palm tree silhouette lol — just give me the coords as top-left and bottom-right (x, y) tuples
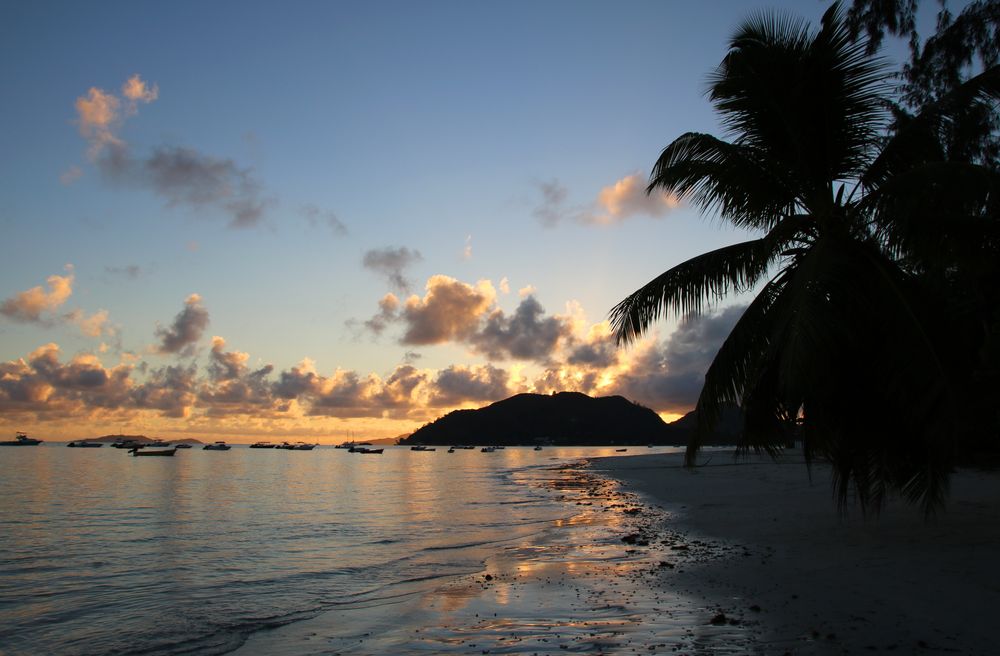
(611, 3), (999, 513)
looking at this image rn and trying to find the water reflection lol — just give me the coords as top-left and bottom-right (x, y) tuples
(1, 444), (700, 655)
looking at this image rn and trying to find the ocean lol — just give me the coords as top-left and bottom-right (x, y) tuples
(0, 443), (705, 655)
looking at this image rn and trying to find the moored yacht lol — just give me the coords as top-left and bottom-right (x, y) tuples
(203, 441), (231, 451)
(1, 432), (42, 446)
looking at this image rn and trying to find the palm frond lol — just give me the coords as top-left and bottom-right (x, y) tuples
(649, 133), (798, 231)
(609, 219), (809, 345)
(685, 277), (787, 465)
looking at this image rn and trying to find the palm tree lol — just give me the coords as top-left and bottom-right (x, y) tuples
(610, 3), (999, 514)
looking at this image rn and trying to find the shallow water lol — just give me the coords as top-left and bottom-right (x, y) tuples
(0, 444), (705, 655)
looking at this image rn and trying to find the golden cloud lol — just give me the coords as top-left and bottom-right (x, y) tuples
(0, 270), (75, 322)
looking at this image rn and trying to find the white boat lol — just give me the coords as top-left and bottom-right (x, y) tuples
(203, 441), (231, 451)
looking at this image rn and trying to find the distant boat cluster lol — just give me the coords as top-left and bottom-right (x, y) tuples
(2, 433), (586, 456)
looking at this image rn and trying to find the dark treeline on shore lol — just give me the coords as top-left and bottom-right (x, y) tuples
(611, 0), (999, 513)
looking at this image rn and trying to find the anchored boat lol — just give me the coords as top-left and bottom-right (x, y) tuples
(1, 432), (42, 446)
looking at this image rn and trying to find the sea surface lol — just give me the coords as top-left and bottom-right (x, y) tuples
(0, 443), (689, 655)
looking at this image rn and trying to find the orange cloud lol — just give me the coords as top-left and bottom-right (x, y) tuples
(400, 275), (496, 345)
(121, 73), (159, 111)
(594, 173), (679, 224)
(0, 270), (74, 322)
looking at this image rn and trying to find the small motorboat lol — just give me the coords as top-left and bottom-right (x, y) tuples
(410, 445), (436, 451)
(129, 447), (176, 456)
(291, 442), (316, 450)
(447, 447), (455, 453)
(481, 446), (496, 453)
(1, 432), (43, 446)
(203, 441), (231, 451)
(174, 443), (193, 448)
(67, 441), (103, 448)
(356, 447), (383, 454)
(533, 445), (543, 451)
(249, 441), (276, 448)
(615, 448), (628, 452)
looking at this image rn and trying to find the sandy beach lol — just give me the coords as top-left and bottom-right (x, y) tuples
(229, 450), (999, 654)
(592, 450), (1000, 654)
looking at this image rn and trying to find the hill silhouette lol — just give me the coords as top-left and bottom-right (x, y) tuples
(400, 392), (743, 446)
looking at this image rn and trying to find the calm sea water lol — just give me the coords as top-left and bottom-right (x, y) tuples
(0, 444), (679, 655)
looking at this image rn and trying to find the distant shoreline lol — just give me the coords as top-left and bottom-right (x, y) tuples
(589, 451), (1000, 653)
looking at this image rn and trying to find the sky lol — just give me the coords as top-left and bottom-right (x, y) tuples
(0, 0), (912, 442)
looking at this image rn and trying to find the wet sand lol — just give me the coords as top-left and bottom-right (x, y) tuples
(234, 459), (755, 654)
(592, 450), (1000, 654)
(234, 451), (999, 654)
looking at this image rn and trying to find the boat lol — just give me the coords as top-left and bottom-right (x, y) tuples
(249, 441), (276, 448)
(447, 447), (455, 453)
(0, 432), (42, 446)
(203, 441), (231, 451)
(533, 445), (543, 451)
(481, 446), (496, 453)
(129, 447), (176, 456)
(335, 441), (371, 449)
(148, 439), (171, 447)
(355, 447), (383, 454)
(291, 442), (316, 450)
(410, 445), (436, 451)
(174, 443), (193, 448)
(615, 448), (628, 452)
(67, 441), (103, 448)
(111, 439), (142, 449)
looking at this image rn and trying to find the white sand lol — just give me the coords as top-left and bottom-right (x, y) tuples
(591, 450), (1000, 654)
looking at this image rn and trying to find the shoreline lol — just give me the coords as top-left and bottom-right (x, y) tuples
(233, 453), (752, 654)
(590, 450), (1000, 654)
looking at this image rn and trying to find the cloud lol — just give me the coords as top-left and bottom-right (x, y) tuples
(131, 363), (198, 418)
(429, 364), (511, 406)
(610, 305), (745, 413)
(1, 270), (74, 323)
(65, 308), (111, 338)
(102, 145), (272, 229)
(363, 293), (400, 336)
(0, 343), (134, 418)
(273, 358), (322, 400)
(593, 173), (679, 224)
(60, 165), (83, 185)
(471, 296), (571, 361)
(155, 294), (209, 356)
(200, 336), (275, 414)
(399, 275), (496, 345)
(532, 173), (680, 227)
(532, 179), (571, 227)
(301, 204), (348, 236)
(75, 86), (123, 158)
(462, 235), (473, 260)
(499, 277), (510, 295)
(74, 75), (272, 228)
(362, 247), (423, 293)
(105, 264), (142, 280)
(121, 73), (159, 110)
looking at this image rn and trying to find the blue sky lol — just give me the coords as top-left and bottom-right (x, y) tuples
(0, 1), (919, 440)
